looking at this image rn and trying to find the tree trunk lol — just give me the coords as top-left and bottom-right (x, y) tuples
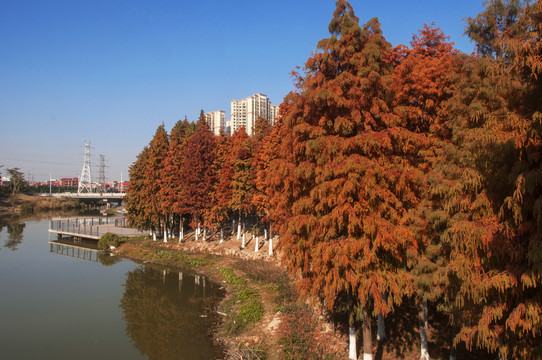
(220, 226), (224, 243)
(419, 299), (430, 360)
(237, 212), (241, 240)
(242, 233), (246, 248)
(179, 216), (184, 242)
(268, 237), (273, 256)
(203, 228), (206, 241)
(264, 228), (268, 241)
(377, 314), (385, 342)
(349, 317), (357, 360)
(163, 220), (167, 243)
(255, 236), (259, 252)
(152, 230), (156, 241)
(377, 292), (387, 341)
(195, 223), (199, 241)
(362, 307), (373, 360)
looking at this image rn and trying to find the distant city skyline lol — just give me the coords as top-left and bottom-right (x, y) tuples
(0, 0), (485, 182)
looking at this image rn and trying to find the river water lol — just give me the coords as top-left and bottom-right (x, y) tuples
(0, 218), (224, 359)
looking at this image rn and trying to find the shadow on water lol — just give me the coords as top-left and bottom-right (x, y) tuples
(120, 264), (225, 360)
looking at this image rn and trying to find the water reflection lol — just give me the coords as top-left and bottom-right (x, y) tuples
(0, 209), (86, 251)
(121, 265), (224, 360)
(4, 223), (26, 250)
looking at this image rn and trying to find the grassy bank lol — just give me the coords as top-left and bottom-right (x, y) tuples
(113, 237), (347, 360)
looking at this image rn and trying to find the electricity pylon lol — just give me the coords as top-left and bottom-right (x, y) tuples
(78, 141), (93, 193)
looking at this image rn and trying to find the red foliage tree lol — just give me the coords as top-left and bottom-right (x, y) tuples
(160, 118), (196, 240)
(179, 112), (216, 238)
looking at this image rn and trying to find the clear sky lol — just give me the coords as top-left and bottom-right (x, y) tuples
(0, 0), (485, 183)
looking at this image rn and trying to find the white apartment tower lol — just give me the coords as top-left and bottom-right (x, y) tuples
(270, 105), (279, 126)
(231, 93), (279, 136)
(205, 110), (225, 135)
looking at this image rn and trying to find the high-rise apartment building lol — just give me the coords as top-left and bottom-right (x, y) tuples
(205, 110), (225, 135)
(270, 105), (279, 126)
(231, 93), (279, 135)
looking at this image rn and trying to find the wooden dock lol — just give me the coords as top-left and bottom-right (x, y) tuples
(49, 217), (147, 240)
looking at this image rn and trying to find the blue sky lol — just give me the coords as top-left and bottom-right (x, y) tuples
(0, 0), (484, 182)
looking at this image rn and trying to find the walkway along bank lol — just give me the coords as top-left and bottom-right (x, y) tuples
(49, 217), (147, 240)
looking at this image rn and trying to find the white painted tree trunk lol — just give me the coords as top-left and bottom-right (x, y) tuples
(268, 237), (273, 256)
(220, 228), (224, 243)
(237, 213), (241, 240)
(420, 299), (430, 360)
(203, 228), (206, 241)
(255, 237), (259, 252)
(179, 217), (184, 242)
(195, 226), (199, 241)
(242, 233), (246, 248)
(349, 323), (357, 360)
(152, 230), (156, 241)
(163, 223), (167, 243)
(264, 228), (268, 241)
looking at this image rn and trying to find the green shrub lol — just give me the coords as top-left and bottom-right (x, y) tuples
(98, 232), (123, 250)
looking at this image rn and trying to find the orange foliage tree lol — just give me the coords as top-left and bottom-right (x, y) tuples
(268, 2), (421, 358)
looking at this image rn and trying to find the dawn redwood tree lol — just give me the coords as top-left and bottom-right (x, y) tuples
(126, 146), (153, 231)
(443, 1), (542, 358)
(268, 2), (420, 359)
(230, 127), (255, 243)
(160, 118), (196, 241)
(145, 124), (169, 240)
(205, 130), (233, 242)
(392, 24), (459, 360)
(464, 0), (523, 58)
(253, 120), (285, 239)
(179, 112), (216, 240)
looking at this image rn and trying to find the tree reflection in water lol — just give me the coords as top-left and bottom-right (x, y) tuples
(120, 265), (224, 360)
(4, 223), (26, 251)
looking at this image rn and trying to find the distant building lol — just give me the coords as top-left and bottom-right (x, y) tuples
(118, 181), (129, 193)
(225, 119), (232, 136)
(231, 93), (279, 136)
(60, 177), (78, 188)
(1, 177), (10, 187)
(270, 105), (280, 126)
(205, 110), (226, 135)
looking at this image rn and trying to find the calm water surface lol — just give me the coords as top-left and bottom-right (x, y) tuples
(0, 218), (224, 359)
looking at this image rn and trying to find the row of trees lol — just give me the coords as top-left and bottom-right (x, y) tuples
(126, 112), (278, 244)
(126, 0), (541, 359)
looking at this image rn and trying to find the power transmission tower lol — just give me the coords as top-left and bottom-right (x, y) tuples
(98, 155), (106, 184)
(78, 141), (93, 193)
